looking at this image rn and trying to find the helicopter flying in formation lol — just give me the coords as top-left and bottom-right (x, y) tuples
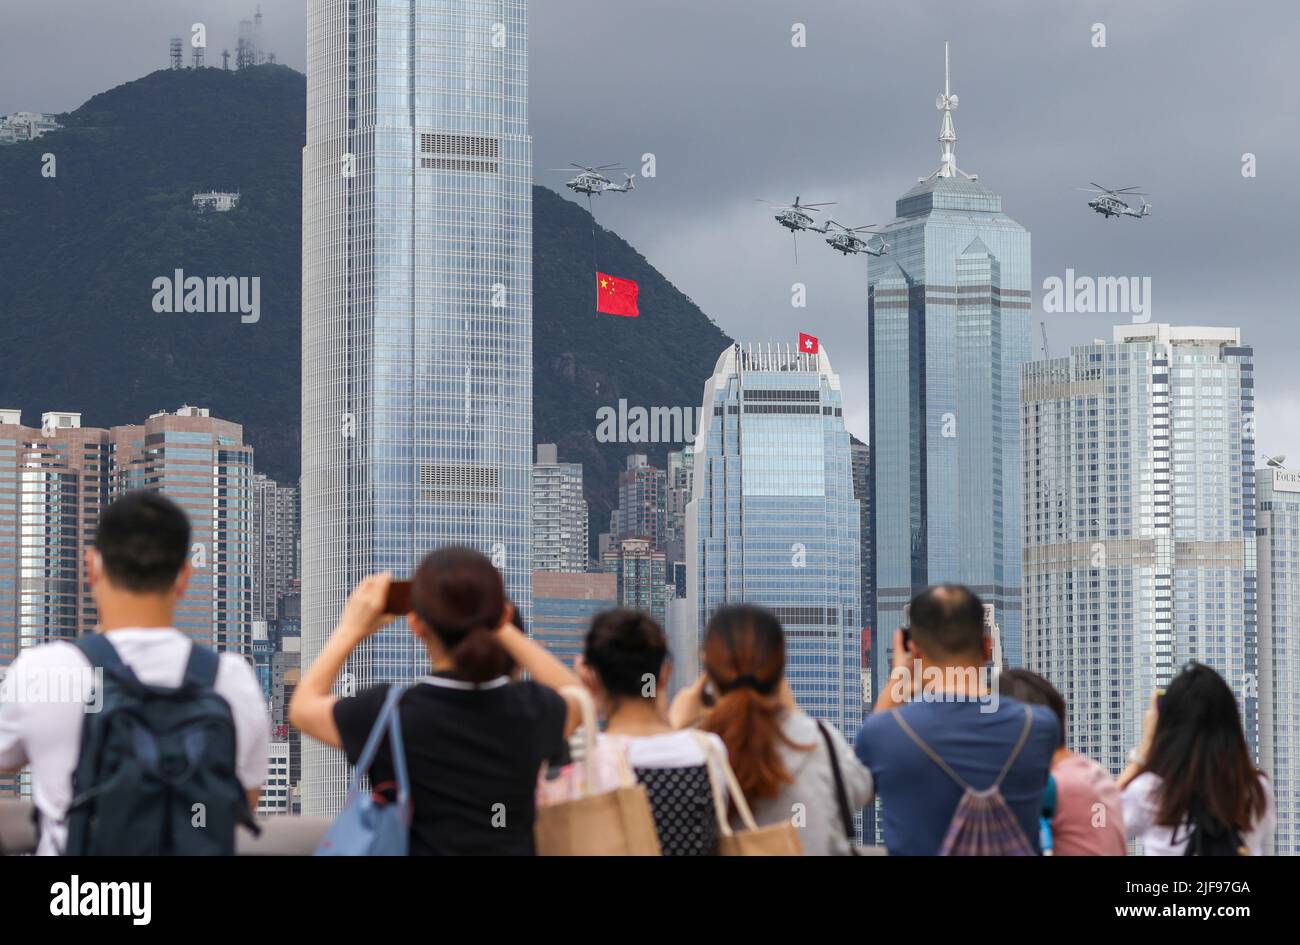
(554, 163), (636, 197)
(1081, 183), (1151, 220)
(759, 195), (834, 234)
(823, 220), (890, 257)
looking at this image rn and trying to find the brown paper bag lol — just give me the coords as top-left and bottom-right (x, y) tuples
(694, 732), (804, 856)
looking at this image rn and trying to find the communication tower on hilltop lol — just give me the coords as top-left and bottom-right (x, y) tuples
(169, 37), (183, 70)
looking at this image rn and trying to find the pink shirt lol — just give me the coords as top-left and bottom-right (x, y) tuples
(1051, 754), (1127, 856)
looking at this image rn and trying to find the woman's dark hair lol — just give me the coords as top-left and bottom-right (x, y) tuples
(1146, 662), (1268, 834)
(701, 605), (806, 801)
(582, 609), (668, 698)
(997, 668), (1067, 748)
(409, 547), (510, 683)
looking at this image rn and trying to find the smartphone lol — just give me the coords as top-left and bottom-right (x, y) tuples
(900, 625), (911, 648)
(384, 580), (413, 615)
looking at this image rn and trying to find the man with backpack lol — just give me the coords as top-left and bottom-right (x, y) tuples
(0, 491), (268, 855)
(855, 585), (1057, 855)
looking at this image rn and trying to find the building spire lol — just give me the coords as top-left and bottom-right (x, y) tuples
(934, 41), (964, 179)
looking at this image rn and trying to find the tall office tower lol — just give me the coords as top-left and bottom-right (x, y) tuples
(116, 406), (256, 655)
(686, 343), (862, 735)
(850, 441), (873, 710)
(0, 405), (253, 658)
(610, 454), (668, 551)
(531, 444), (588, 572)
(251, 474), (300, 622)
(532, 571), (616, 667)
(665, 446), (694, 564)
(1256, 462), (1300, 854)
(302, 0), (533, 814)
(602, 537), (670, 626)
(867, 43), (1031, 694)
(0, 410), (111, 662)
(664, 595), (698, 702)
(1022, 325), (1256, 778)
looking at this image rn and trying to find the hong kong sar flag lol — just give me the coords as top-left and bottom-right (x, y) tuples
(596, 272), (640, 317)
(798, 332), (820, 354)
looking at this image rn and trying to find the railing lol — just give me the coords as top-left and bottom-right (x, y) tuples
(0, 800), (330, 855)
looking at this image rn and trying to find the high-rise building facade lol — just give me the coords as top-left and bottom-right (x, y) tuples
(1022, 325), (1257, 777)
(665, 446), (694, 564)
(251, 474), (299, 622)
(602, 536), (670, 627)
(531, 570), (616, 668)
(1256, 463), (1300, 854)
(850, 441), (873, 710)
(610, 454), (668, 551)
(686, 343), (862, 736)
(867, 45), (1031, 695)
(531, 444), (587, 572)
(302, 0), (533, 814)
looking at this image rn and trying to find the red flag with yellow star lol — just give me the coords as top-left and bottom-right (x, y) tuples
(596, 272), (640, 318)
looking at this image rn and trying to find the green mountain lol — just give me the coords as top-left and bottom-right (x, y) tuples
(0, 66), (730, 549)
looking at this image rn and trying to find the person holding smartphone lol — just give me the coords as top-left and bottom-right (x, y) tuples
(290, 546), (585, 855)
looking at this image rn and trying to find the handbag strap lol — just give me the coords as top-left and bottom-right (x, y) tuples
(346, 684), (410, 803)
(558, 685), (601, 796)
(815, 720), (859, 852)
(691, 731), (759, 835)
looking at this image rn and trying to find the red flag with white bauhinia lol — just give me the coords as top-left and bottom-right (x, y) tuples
(596, 272), (640, 317)
(798, 332), (819, 354)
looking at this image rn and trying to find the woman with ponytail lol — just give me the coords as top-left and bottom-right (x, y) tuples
(291, 547), (584, 855)
(669, 605), (873, 855)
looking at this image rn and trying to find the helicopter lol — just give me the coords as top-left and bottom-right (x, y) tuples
(1080, 183), (1151, 220)
(758, 196), (835, 262)
(553, 163), (636, 196)
(823, 220), (890, 257)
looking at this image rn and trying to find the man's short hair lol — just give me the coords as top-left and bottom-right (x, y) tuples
(94, 491), (190, 593)
(908, 584), (985, 661)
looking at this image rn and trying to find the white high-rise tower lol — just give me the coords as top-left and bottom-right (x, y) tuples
(301, 0), (533, 814)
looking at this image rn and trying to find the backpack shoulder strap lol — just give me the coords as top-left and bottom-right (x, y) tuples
(75, 633), (146, 694)
(181, 642), (220, 691)
(991, 705), (1036, 791)
(892, 710), (973, 792)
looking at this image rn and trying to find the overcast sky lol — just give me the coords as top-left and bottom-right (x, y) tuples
(5, 0), (1298, 459)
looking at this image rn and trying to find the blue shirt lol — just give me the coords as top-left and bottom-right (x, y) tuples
(854, 696), (1058, 855)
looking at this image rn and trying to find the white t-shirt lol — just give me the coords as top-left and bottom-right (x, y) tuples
(0, 629), (270, 855)
(1122, 771), (1276, 856)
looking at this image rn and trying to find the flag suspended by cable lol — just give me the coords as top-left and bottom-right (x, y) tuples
(596, 272), (640, 318)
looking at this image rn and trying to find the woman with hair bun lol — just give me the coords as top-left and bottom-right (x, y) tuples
(568, 608), (729, 856)
(291, 547), (585, 855)
(670, 604), (873, 855)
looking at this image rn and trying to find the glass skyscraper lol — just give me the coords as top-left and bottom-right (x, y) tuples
(866, 46), (1031, 695)
(686, 343), (862, 736)
(1022, 325), (1257, 778)
(1256, 464), (1300, 854)
(301, 0), (533, 814)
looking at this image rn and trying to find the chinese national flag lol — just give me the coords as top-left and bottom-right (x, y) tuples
(798, 332), (820, 354)
(596, 272), (640, 318)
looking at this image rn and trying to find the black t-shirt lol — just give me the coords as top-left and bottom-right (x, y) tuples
(333, 674), (567, 855)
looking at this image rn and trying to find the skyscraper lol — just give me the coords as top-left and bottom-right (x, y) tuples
(602, 536), (670, 626)
(1255, 462), (1300, 854)
(251, 474), (299, 622)
(301, 0), (533, 814)
(531, 444), (588, 572)
(850, 441), (873, 709)
(1022, 325), (1257, 777)
(686, 343), (861, 735)
(867, 43), (1031, 694)
(609, 454), (668, 552)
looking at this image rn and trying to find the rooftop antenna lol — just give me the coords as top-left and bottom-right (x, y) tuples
(169, 37), (183, 71)
(936, 42), (959, 178)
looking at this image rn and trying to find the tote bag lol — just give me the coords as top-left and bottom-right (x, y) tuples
(534, 687), (661, 856)
(693, 732), (804, 856)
